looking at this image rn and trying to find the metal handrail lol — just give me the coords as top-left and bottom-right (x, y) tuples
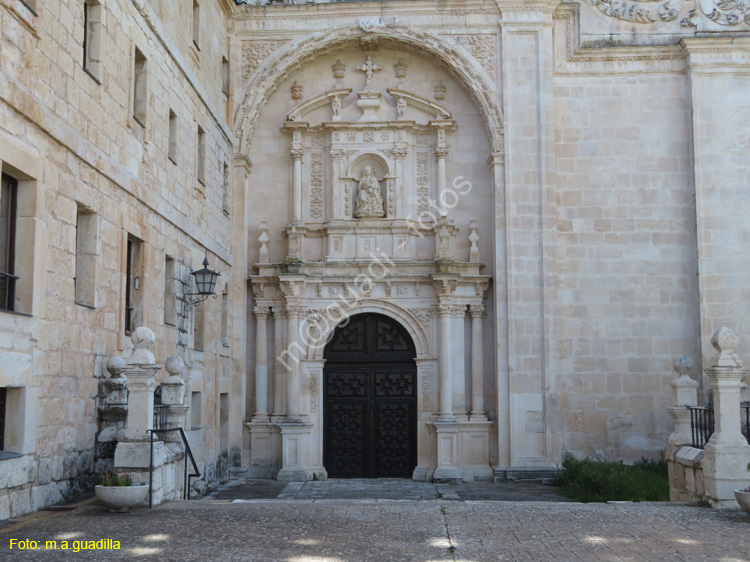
(153, 405), (169, 431)
(147, 427), (200, 508)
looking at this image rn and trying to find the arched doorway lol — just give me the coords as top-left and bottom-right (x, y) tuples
(323, 313), (417, 478)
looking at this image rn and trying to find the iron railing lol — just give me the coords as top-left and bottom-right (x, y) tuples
(153, 405), (169, 431)
(687, 402), (750, 449)
(0, 271), (18, 312)
(688, 406), (714, 449)
(147, 427), (200, 508)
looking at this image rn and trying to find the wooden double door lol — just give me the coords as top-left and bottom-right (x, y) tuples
(323, 314), (417, 478)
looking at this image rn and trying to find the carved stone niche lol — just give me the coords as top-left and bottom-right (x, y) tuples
(343, 153), (392, 219)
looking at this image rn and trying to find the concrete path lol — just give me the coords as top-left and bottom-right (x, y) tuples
(2, 483), (749, 561)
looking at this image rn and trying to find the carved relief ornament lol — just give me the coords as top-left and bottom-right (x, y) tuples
(587, 0), (750, 26)
(242, 40), (287, 80)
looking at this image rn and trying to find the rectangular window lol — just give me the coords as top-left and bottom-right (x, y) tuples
(196, 125), (206, 185)
(168, 110), (177, 164)
(191, 391), (201, 429)
(193, 296), (205, 351)
(221, 287), (229, 347)
(75, 206), (98, 308)
(133, 46), (148, 127)
(192, 1), (200, 50)
(222, 161), (230, 215)
(164, 255), (176, 325)
(125, 235), (143, 334)
(0, 174), (18, 313)
(0, 387), (6, 451)
(222, 56), (230, 97)
(83, 0), (102, 82)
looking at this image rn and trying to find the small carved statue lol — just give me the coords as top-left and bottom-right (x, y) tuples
(332, 96), (341, 118)
(397, 97), (406, 120)
(355, 166), (385, 218)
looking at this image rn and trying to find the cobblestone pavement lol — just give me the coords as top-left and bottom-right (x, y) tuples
(2, 493), (750, 561)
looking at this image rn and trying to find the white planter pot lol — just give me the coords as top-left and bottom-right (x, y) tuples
(734, 490), (750, 513)
(95, 485), (148, 511)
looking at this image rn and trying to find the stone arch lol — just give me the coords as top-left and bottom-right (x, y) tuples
(345, 152), (391, 181)
(234, 24), (504, 155)
(305, 300), (431, 361)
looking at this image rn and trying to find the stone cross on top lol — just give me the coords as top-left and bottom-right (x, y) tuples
(357, 55), (382, 90)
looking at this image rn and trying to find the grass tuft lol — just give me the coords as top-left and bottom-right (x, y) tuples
(555, 454), (669, 503)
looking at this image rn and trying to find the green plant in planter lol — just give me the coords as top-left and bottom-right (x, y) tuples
(100, 471), (134, 487)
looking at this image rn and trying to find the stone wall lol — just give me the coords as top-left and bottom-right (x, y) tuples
(0, 0), (242, 519)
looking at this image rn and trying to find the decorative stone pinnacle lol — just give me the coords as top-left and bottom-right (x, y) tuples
(106, 356), (125, 378)
(165, 355), (186, 378)
(673, 355), (693, 377)
(129, 326), (156, 365)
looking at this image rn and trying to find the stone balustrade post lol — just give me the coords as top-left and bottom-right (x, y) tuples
(703, 327), (750, 507)
(121, 327), (161, 441)
(163, 356), (188, 437)
(667, 355), (698, 448)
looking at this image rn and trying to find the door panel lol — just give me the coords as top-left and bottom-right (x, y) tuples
(323, 314), (417, 479)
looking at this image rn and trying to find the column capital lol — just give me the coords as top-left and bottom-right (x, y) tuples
(290, 147), (304, 161)
(470, 304), (486, 318)
(434, 146), (450, 159)
(253, 305), (271, 318)
(437, 303), (453, 317)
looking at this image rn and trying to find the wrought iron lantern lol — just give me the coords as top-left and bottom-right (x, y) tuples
(185, 254), (220, 311)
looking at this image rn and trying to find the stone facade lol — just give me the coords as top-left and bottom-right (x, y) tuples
(1, 0), (750, 518)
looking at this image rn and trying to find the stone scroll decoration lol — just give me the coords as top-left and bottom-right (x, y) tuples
(587, 0), (750, 27)
(242, 40), (288, 81)
(310, 152), (324, 219)
(453, 36), (497, 81)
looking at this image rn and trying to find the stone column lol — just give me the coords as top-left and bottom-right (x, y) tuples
(273, 306), (287, 418)
(470, 305), (487, 420)
(291, 148), (303, 222)
(703, 327), (750, 507)
(285, 303), (302, 421)
(435, 147), (448, 217)
(253, 305), (270, 420)
(438, 303), (454, 422)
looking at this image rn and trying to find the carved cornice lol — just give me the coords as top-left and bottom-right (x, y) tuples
(585, 0), (750, 27)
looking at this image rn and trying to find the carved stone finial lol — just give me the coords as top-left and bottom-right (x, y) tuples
(129, 327), (156, 365)
(332, 59), (346, 88)
(394, 58), (407, 87)
(358, 17), (383, 33)
(291, 81), (303, 101)
(106, 356), (126, 378)
(259, 220), (270, 264)
(712, 327), (739, 354)
(709, 327), (742, 369)
(469, 219), (480, 263)
(434, 81), (447, 101)
(673, 355), (694, 377)
(165, 355), (186, 378)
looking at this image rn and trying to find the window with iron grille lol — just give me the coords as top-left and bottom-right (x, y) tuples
(0, 174), (18, 312)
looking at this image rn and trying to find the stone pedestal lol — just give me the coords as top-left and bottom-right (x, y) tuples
(666, 356), (701, 502)
(276, 421), (325, 482)
(246, 421), (280, 479)
(702, 328), (750, 507)
(431, 421), (463, 483)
